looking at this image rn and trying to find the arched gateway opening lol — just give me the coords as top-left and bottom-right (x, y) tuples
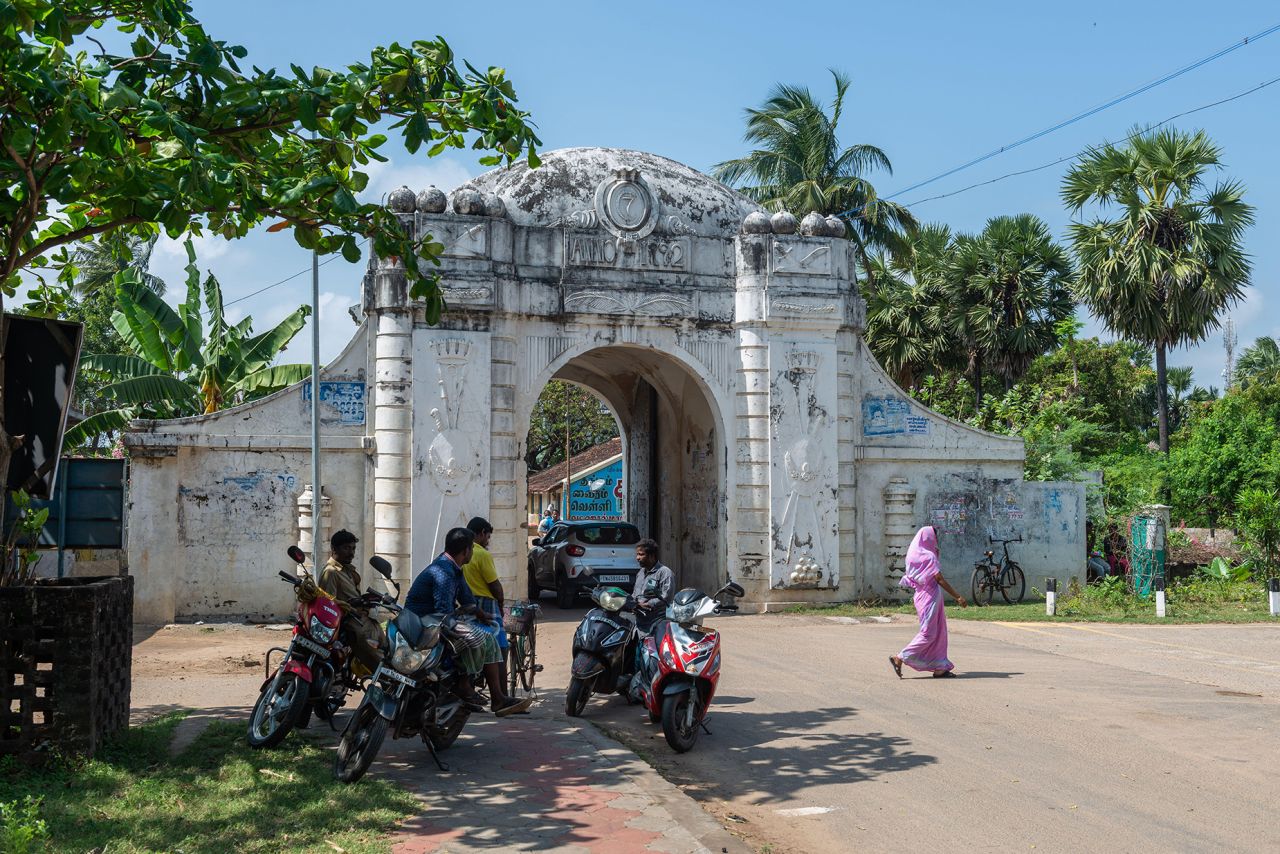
(525, 344), (726, 596)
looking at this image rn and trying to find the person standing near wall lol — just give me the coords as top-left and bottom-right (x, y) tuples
(889, 525), (967, 678)
(463, 516), (509, 690)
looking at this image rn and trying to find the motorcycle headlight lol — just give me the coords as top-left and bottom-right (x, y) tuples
(390, 633), (426, 674)
(308, 615), (335, 644)
(598, 590), (627, 612)
(666, 601), (698, 624)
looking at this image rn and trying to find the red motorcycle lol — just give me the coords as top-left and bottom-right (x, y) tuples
(247, 546), (368, 748)
(633, 581), (743, 752)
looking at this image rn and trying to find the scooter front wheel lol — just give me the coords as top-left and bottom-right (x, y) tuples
(565, 676), (590, 717)
(661, 691), (700, 753)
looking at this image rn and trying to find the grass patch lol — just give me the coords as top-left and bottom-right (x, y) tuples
(0, 712), (419, 853)
(783, 577), (1277, 625)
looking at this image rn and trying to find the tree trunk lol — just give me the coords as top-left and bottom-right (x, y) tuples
(973, 359), (984, 412)
(1155, 343), (1170, 454)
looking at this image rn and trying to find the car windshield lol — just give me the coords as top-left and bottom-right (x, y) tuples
(572, 524), (640, 546)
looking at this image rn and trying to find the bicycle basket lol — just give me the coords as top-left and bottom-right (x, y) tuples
(504, 600), (540, 635)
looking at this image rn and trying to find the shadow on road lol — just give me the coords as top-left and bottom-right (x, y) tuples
(589, 700), (937, 804)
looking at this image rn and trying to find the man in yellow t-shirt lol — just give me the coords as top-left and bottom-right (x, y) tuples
(464, 516), (510, 690)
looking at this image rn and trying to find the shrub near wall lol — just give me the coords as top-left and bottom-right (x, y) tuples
(0, 577), (132, 761)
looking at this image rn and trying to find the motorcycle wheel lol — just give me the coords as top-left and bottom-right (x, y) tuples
(661, 692), (700, 753)
(565, 676), (590, 717)
(428, 708), (470, 752)
(334, 704), (387, 784)
(246, 671), (306, 749)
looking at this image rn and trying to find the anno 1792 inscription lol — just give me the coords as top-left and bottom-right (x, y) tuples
(563, 230), (689, 272)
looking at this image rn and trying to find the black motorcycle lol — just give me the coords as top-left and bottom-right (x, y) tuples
(565, 585), (638, 717)
(333, 556), (477, 784)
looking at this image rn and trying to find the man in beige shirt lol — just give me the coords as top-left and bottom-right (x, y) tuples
(318, 529), (384, 672)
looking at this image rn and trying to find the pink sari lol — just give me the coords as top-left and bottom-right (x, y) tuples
(897, 526), (954, 673)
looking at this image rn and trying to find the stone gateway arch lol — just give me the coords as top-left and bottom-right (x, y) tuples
(124, 148), (1085, 623)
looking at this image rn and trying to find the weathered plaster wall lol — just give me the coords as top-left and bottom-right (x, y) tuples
(125, 323), (372, 623)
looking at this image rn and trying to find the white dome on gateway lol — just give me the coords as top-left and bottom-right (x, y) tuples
(454, 147), (763, 239)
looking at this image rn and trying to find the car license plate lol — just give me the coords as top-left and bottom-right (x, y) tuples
(598, 574), (629, 583)
(294, 636), (330, 658)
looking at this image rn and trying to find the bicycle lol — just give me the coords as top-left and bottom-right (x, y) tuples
(505, 599), (543, 697)
(970, 536), (1025, 605)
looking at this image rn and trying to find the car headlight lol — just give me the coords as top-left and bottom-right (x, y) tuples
(666, 601), (698, 624)
(309, 615), (335, 644)
(390, 633), (426, 674)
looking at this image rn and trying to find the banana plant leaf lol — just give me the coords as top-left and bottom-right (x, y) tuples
(80, 353), (168, 379)
(100, 374), (201, 410)
(232, 363), (313, 395)
(61, 409), (136, 451)
(237, 305), (311, 375)
(179, 241), (204, 359)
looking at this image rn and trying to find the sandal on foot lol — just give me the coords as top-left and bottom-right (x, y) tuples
(495, 696), (533, 717)
(932, 670), (956, 678)
(888, 656), (903, 679)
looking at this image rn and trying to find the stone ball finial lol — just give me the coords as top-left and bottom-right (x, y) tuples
(799, 211), (826, 236)
(386, 185), (416, 212)
(483, 193), (506, 218)
(771, 211), (798, 235)
(741, 211), (772, 234)
(825, 215), (847, 238)
(451, 188), (485, 216)
(416, 186), (447, 214)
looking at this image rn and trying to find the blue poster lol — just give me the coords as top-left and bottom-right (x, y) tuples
(862, 395), (909, 436)
(303, 380), (366, 426)
(567, 459), (624, 521)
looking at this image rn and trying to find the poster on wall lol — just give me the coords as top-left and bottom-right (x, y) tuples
(567, 459), (624, 521)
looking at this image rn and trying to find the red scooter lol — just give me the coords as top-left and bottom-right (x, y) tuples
(247, 546), (367, 748)
(633, 581), (744, 752)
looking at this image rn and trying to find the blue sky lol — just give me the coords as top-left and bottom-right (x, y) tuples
(135, 1), (1279, 388)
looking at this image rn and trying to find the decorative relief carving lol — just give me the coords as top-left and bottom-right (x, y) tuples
(595, 168), (659, 239)
(442, 285), (492, 302)
(679, 337), (730, 389)
(551, 208), (598, 229)
(563, 231), (689, 271)
(440, 221), (488, 259)
(772, 241), (833, 276)
(565, 290), (692, 315)
(426, 338), (474, 496)
(773, 301), (838, 315)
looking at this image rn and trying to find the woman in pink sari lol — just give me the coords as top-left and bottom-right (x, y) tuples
(890, 525), (967, 678)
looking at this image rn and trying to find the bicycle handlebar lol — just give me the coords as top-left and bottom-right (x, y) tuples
(988, 535), (1023, 544)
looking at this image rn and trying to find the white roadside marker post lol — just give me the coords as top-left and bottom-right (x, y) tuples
(1269, 578), (1279, 617)
(1154, 576), (1167, 619)
(1046, 578), (1057, 616)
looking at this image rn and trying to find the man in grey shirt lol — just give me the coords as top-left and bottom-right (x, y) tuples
(632, 537), (674, 634)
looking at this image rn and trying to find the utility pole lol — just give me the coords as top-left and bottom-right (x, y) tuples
(310, 239), (322, 569)
(563, 382), (571, 520)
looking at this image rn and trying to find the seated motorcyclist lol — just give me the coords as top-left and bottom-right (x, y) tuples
(318, 529), (384, 673)
(404, 527), (531, 718)
(632, 537), (675, 636)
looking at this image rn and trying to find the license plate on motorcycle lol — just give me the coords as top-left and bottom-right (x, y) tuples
(597, 574), (629, 583)
(294, 636), (329, 658)
(381, 668), (416, 688)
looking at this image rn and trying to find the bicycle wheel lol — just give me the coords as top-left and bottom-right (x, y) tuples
(970, 567), (994, 606)
(1000, 563), (1026, 604)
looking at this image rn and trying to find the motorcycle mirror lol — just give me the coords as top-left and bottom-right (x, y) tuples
(369, 555), (394, 579)
(720, 581), (745, 599)
(287, 545), (306, 565)
(531, 538), (542, 547)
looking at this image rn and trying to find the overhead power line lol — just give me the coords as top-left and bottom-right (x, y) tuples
(838, 21), (1280, 218)
(223, 238), (368, 308)
(903, 73), (1280, 208)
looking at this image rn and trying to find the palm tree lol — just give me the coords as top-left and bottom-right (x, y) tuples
(1063, 127), (1253, 453)
(863, 224), (954, 388)
(1166, 365), (1194, 432)
(950, 214), (1075, 394)
(70, 233), (166, 295)
(712, 70), (918, 276)
(1235, 336), (1280, 388)
(62, 246), (312, 449)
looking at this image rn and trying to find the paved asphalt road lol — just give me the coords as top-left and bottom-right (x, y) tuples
(533, 607), (1280, 854)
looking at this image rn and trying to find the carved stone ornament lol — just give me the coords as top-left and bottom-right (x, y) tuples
(594, 168), (661, 239)
(427, 338), (474, 496)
